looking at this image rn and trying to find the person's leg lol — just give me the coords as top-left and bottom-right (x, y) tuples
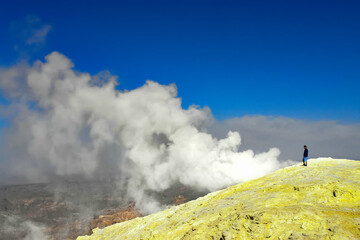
(304, 157), (308, 166)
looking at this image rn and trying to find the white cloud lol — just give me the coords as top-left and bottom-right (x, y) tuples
(26, 24), (52, 45)
(9, 15), (52, 58)
(0, 52), (291, 213)
(0, 61), (31, 100)
(211, 116), (360, 161)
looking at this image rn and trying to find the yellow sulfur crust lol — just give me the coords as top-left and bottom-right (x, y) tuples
(77, 158), (360, 240)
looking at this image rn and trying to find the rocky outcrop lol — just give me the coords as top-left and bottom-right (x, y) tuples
(89, 203), (141, 230)
(77, 158), (360, 240)
(174, 195), (187, 206)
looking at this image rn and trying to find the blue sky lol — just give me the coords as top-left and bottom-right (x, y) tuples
(1, 0), (360, 122)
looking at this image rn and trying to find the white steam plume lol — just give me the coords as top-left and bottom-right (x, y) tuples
(1, 215), (49, 240)
(0, 52), (290, 213)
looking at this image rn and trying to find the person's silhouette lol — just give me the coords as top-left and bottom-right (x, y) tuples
(303, 145), (308, 166)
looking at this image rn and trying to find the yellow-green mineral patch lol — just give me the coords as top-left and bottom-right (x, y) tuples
(77, 158), (360, 240)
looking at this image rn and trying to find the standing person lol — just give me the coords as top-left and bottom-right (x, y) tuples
(303, 145), (308, 166)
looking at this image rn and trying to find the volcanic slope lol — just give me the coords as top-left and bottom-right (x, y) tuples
(77, 158), (360, 240)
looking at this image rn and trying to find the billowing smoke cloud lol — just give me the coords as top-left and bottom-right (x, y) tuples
(1, 214), (49, 240)
(0, 52), (290, 213)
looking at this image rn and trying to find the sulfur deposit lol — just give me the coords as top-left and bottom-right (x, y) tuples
(77, 158), (360, 239)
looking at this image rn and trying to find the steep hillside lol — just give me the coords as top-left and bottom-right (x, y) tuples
(77, 158), (360, 240)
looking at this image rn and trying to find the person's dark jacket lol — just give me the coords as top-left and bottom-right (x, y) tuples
(303, 149), (308, 157)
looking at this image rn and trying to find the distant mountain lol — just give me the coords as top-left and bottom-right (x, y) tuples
(77, 158), (360, 239)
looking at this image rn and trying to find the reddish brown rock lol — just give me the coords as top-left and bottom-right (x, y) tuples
(174, 195), (187, 205)
(89, 203), (142, 231)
